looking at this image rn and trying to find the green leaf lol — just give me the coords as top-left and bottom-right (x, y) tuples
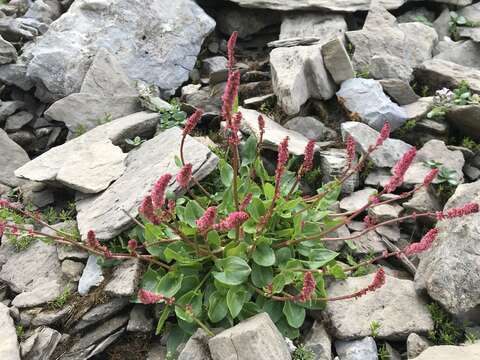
(276, 317), (300, 339)
(252, 244), (276, 267)
(227, 288), (249, 318)
(219, 159), (234, 187)
(174, 155), (183, 167)
(156, 305), (171, 335)
(156, 272), (184, 298)
(247, 197), (266, 222)
(207, 230), (221, 248)
(175, 290), (202, 323)
(280, 171), (298, 197)
(139, 267), (163, 293)
(166, 325), (189, 357)
(262, 299), (283, 323)
(329, 263), (347, 280)
(208, 291), (228, 323)
(272, 272), (294, 294)
(241, 136), (258, 166)
(304, 248), (339, 269)
(251, 263), (273, 288)
(213, 256), (251, 286)
(184, 200), (204, 228)
(283, 301), (306, 328)
(263, 183), (275, 199)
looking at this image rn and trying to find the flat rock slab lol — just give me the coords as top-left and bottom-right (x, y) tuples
(0, 303), (20, 360)
(76, 126), (218, 240)
(104, 259), (143, 297)
(15, 112), (160, 194)
(341, 121), (412, 168)
(23, 0), (215, 101)
(411, 343), (480, 360)
(446, 105), (480, 141)
(229, 0), (405, 12)
(240, 107), (319, 156)
(0, 128), (29, 187)
(324, 274), (433, 340)
(415, 180), (480, 316)
(335, 337), (377, 360)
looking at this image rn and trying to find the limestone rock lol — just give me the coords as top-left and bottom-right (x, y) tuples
(446, 105), (480, 141)
(407, 333), (431, 359)
(20, 326), (61, 360)
(320, 149), (358, 194)
(76, 126), (218, 240)
(127, 305), (154, 333)
(215, 7), (278, 39)
(380, 79), (419, 105)
(335, 337), (378, 360)
(304, 321), (332, 360)
(105, 259), (143, 297)
(280, 13), (347, 41)
(0, 128), (29, 187)
(0, 302), (20, 360)
(78, 255), (104, 296)
(73, 297), (129, 333)
(402, 97), (434, 120)
(337, 78), (408, 131)
(324, 274), (433, 340)
(178, 329), (211, 360)
(435, 40), (480, 70)
(339, 188), (377, 213)
(322, 37), (355, 85)
(411, 343), (480, 360)
(284, 116), (336, 142)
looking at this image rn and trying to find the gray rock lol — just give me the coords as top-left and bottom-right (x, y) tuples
(105, 259), (143, 297)
(0, 128), (29, 187)
(202, 56), (227, 76)
(270, 44), (335, 115)
(324, 274), (433, 340)
(0, 17), (38, 42)
(280, 13), (347, 41)
(365, 169), (393, 188)
(411, 342), (480, 360)
(464, 164), (480, 181)
(339, 188), (377, 213)
(0, 34), (17, 64)
(322, 37), (355, 85)
(20, 182), (54, 209)
(0, 101), (25, 123)
(215, 7), (278, 39)
(337, 78), (408, 131)
(76, 126), (218, 240)
(15, 112), (160, 194)
(414, 59), (480, 94)
(5, 111), (33, 132)
(341, 122), (413, 168)
(416, 118), (448, 135)
(147, 343), (167, 360)
(380, 79), (419, 105)
(30, 306), (72, 327)
(178, 329), (211, 360)
(228, 0), (405, 12)
(415, 180), (480, 316)
(404, 140), (464, 186)
(23, 0), (61, 25)
(446, 105), (480, 141)
(78, 255), (104, 296)
(401, 97), (434, 120)
(23, 0), (215, 101)
(127, 305), (154, 333)
(268, 37), (322, 48)
(61, 260), (84, 282)
(368, 203), (402, 222)
(304, 321), (332, 360)
(40, 221), (89, 261)
(284, 116), (336, 142)
(433, 8), (451, 41)
(239, 107), (320, 156)
(353, 231), (387, 256)
(20, 326), (62, 360)
(435, 40), (480, 70)
(0, 63), (34, 91)
(320, 149), (358, 194)
(407, 333), (431, 359)
(209, 313), (291, 360)
(73, 297), (129, 332)
(0, 303), (21, 360)
(335, 337), (378, 360)
(397, 7), (435, 24)
(403, 188), (442, 214)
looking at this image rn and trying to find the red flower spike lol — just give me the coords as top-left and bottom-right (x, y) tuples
(346, 135), (356, 168)
(177, 163), (193, 189)
(128, 239), (138, 255)
(228, 112), (242, 145)
(0, 199), (11, 208)
(196, 207), (217, 234)
(275, 137), (289, 197)
(0, 221), (5, 237)
(423, 168), (439, 187)
(86, 230), (100, 248)
(363, 215), (375, 229)
(151, 174), (172, 210)
(139, 196), (160, 225)
(297, 272), (316, 302)
(384, 148), (417, 193)
(221, 70), (240, 122)
(138, 289), (165, 304)
(403, 228), (439, 256)
(301, 140), (315, 174)
(437, 202), (480, 220)
(214, 211), (250, 231)
(183, 109), (204, 136)
(375, 122), (391, 149)
(227, 31), (238, 71)
(258, 115), (265, 137)
(240, 193), (253, 211)
(369, 268), (386, 292)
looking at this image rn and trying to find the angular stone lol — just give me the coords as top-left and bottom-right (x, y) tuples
(284, 116), (336, 142)
(407, 333), (431, 359)
(402, 97), (434, 120)
(73, 297), (129, 333)
(397, 7), (435, 24)
(76, 126), (218, 240)
(403, 188), (441, 214)
(0, 34), (17, 64)
(178, 329), (211, 360)
(415, 180), (480, 316)
(270, 44), (335, 115)
(0, 303), (20, 360)
(335, 337), (377, 360)
(228, 0), (406, 12)
(322, 37), (355, 84)
(280, 13), (347, 41)
(414, 59), (480, 94)
(30, 306), (73, 327)
(446, 105), (480, 141)
(353, 231), (387, 256)
(435, 40), (480, 70)
(0, 128), (29, 187)
(324, 274), (433, 340)
(215, 7), (278, 39)
(337, 78), (408, 131)
(404, 140), (464, 186)
(320, 149), (358, 194)
(240, 107), (319, 156)
(127, 305), (154, 333)
(208, 313), (291, 360)
(339, 188), (377, 213)
(304, 321), (332, 360)
(61, 260), (85, 282)
(105, 259), (143, 297)
(380, 79), (419, 105)
(341, 122), (413, 168)
(78, 255), (104, 296)
(23, 0), (215, 101)
(368, 203), (403, 222)
(15, 112), (160, 193)
(411, 342), (480, 360)
(20, 326), (61, 360)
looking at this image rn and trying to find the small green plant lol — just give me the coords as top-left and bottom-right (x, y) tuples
(158, 99), (188, 130)
(73, 124), (87, 138)
(437, 167), (460, 187)
(414, 15), (433, 27)
(16, 325), (24, 338)
(395, 119), (417, 138)
(125, 136), (146, 147)
(96, 113), (113, 125)
(428, 303), (464, 345)
(465, 330), (478, 344)
(292, 345), (315, 360)
(370, 321), (381, 338)
(449, 12), (480, 41)
(378, 344), (391, 360)
(461, 137), (480, 152)
(49, 285), (72, 309)
(355, 68), (370, 79)
(428, 82), (479, 120)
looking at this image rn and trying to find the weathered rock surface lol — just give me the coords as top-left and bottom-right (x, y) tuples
(15, 112), (160, 193)
(320, 149), (358, 194)
(105, 259), (143, 297)
(127, 305), (154, 333)
(73, 297), (129, 333)
(339, 188), (376, 213)
(23, 0), (215, 101)
(379, 79), (419, 105)
(215, 7), (278, 39)
(270, 44), (335, 115)
(0, 34), (17, 64)
(78, 255), (104, 296)
(76, 126), (218, 240)
(209, 313), (291, 360)
(415, 180), (480, 316)
(402, 97), (434, 120)
(446, 105), (480, 140)
(335, 337), (378, 360)
(178, 329), (211, 360)
(0, 128), (29, 187)
(20, 326), (61, 360)
(321, 37), (355, 84)
(280, 13), (347, 41)
(435, 40), (480, 70)
(228, 0), (405, 12)
(337, 78), (408, 131)
(341, 122), (412, 168)
(407, 333), (431, 359)
(304, 321), (332, 360)
(0, 302), (20, 360)
(324, 274), (433, 340)
(284, 116), (336, 142)
(411, 342), (480, 360)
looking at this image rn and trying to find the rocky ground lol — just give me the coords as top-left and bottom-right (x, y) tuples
(1, 0), (480, 359)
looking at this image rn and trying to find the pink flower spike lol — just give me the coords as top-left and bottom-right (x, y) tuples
(214, 211), (250, 231)
(369, 268), (386, 292)
(375, 122), (391, 149)
(297, 272), (316, 302)
(240, 193), (253, 211)
(258, 115), (265, 137)
(423, 168), (439, 187)
(384, 148), (417, 193)
(444, 202), (479, 219)
(403, 228), (439, 256)
(346, 135), (356, 168)
(139, 196), (160, 225)
(177, 163), (193, 189)
(128, 239), (138, 254)
(227, 31), (238, 71)
(0, 199), (11, 208)
(275, 137), (289, 196)
(151, 174), (172, 210)
(228, 112), (242, 145)
(138, 289), (165, 305)
(196, 207), (217, 234)
(301, 140), (316, 174)
(363, 215), (376, 229)
(183, 109), (204, 136)
(0, 221), (5, 237)
(221, 70), (241, 122)
(86, 230), (100, 248)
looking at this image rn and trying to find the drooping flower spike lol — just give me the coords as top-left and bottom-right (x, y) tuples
(177, 163), (193, 189)
(346, 135), (356, 169)
(275, 137), (289, 196)
(214, 211), (249, 231)
(403, 228), (438, 256)
(301, 140), (315, 175)
(151, 174), (172, 209)
(384, 148), (417, 194)
(138, 289), (166, 305)
(183, 109), (204, 136)
(196, 207), (217, 234)
(222, 70), (241, 122)
(436, 202), (480, 220)
(227, 31), (238, 71)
